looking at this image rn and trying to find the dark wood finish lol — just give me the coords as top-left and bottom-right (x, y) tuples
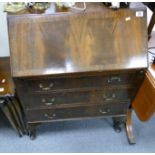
(8, 3), (148, 77)
(21, 87), (136, 110)
(132, 64), (155, 121)
(26, 103), (128, 123)
(16, 70), (144, 93)
(8, 3), (148, 143)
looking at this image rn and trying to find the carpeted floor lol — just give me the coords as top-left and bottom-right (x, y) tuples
(0, 110), (155, 153)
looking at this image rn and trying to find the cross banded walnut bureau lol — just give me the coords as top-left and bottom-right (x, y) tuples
(7, 3), (148, 144)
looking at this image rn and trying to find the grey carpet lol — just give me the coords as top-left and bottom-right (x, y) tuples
(0, 110), (155, 153)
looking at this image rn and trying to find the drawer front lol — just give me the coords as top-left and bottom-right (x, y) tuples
(26, 103), (129, 123)
(16, 71), (144, 93)
(24, 88), (136, 109)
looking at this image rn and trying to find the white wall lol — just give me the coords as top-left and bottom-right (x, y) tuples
(0, 2), (10, 57)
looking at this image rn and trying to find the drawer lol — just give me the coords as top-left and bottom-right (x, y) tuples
(26, 102), (129, 123)
(23, 88), (135, 109)
(16, 72), (144, 93)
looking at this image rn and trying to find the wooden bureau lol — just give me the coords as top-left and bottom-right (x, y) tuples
(7, 3), (148, 144)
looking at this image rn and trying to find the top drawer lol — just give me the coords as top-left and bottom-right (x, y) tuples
(16, 71), (144, 93)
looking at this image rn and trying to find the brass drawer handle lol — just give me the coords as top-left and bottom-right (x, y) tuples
(103, 93), (116, 101)
(99, 108), (110, 114)
(41, 98), (55, 106)
(44, 113), (56, 119)
(39, 83), (54, 91)
(108, 76), (121, 83)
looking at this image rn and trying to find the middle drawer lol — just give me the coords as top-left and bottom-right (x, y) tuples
(24, 88), (136, 109)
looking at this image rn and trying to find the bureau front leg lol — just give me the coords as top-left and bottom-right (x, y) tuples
(125, 109), (136, 145)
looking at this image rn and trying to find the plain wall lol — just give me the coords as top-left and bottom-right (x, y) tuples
(0, 2), (9, 57)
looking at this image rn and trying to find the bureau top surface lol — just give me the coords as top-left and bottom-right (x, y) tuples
(8, 3), (148, 77)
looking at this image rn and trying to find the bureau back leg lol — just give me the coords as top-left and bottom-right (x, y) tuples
(27, 123), (42, 140)
(125, 109), (136, 144)
(112, 116), (125, 133)
(27, 124), (37, 140)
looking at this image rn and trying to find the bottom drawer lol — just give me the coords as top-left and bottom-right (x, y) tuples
(26, 102), (129, 123)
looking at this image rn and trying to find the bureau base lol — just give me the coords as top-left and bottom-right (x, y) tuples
(26, 109), (135, 145)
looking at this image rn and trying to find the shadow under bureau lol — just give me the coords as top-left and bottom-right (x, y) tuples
(7, 3), (148, 144)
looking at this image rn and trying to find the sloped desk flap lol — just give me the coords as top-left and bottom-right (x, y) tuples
(7, 4), (148, 77)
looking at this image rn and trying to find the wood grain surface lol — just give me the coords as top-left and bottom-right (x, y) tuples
(132, 64), (155, 121)
(8, 3), (148, 77)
